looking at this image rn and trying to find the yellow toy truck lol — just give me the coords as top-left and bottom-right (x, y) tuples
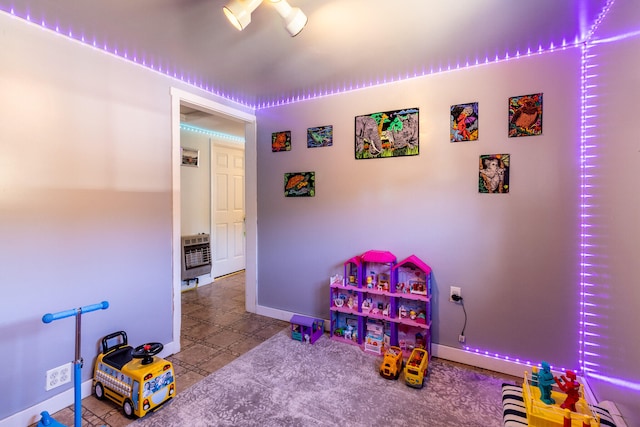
(92, 331), (175, 418)
(404, 347), (428, 388)
(379, 346), (403, 380)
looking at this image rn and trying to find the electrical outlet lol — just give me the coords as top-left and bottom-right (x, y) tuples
(449, 286), (461, 302)
(459, 334), (466, 343)
(46, 362), (72, 391)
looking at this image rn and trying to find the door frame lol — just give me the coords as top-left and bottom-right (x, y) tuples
(170, 88), (257, 353)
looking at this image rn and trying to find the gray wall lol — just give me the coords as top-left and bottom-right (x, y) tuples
(180, 131), (211, 236)
(257, 49), (581, 368)
(0, 13), (247, 421)
(255, 1), (640, 422)
(581, 0), (640, 423)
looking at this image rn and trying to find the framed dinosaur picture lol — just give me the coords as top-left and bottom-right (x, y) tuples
(508, 93), (543, 137)
(355, 108), (419, 159)
(307, 125), (333, 148)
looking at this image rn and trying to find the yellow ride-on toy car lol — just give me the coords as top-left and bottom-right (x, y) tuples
(93, 331), (175, 418)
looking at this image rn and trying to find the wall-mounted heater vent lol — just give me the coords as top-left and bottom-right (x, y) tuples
(181, 234), (212, 281)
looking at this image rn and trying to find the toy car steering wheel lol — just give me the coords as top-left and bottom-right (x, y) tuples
(132, 342), (163, 365)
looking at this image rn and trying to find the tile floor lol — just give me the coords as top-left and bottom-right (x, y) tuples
(34, 271), (289, 427)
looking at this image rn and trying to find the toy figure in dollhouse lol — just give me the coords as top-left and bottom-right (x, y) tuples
(367, 273), (376, 289)
(399, 305), (408, 319)
(344, 324), (354, 341)
(362, 298), (372, 313)
(346, 296), (355, 309)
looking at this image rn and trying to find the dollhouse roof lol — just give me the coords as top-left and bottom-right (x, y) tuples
(360, 250), (396, 264)
(290, 315), (318, 328)
(344, 256), (362, 266)
(393, 255), (432, 275)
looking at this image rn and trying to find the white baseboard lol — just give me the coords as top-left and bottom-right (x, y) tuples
(255, 304), (296, 323)
(0, 380), (93, 427)
(162, 339), (180, 357)
(255, 306), (333, 332)
(432, 343), (530, 379)
(2, 339), (178, 427)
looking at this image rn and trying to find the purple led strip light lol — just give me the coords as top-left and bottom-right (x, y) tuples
(580, 0), (640, 392)
(463, 1), (616, 376)
(254, 40), (577, 110)
(1, 6), (580, 111)
(2, 7), (254, 109)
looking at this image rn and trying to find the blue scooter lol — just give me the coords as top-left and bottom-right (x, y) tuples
(38, 301), (109, 427)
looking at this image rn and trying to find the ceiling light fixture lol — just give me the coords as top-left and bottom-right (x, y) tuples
(222, 0), (307, 37)
(223, 0), (263, 31)
(268, 0), (307, 37)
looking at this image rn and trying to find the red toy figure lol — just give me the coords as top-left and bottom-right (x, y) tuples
(554, 370), (581, 412)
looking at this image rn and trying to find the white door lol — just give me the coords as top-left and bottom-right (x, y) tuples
(212, 143), (245, 277)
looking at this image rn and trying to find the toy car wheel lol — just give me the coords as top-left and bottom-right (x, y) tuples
(123, 398), (135, 419)
(94, 382), (105, 400)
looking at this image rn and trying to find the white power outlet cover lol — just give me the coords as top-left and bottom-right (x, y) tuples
(46, 362), (72, 391)
(449, 286), (461, 302)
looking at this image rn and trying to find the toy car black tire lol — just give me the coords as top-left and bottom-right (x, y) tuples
(123, 399), (135, 419)
(94, 382), (105, 400)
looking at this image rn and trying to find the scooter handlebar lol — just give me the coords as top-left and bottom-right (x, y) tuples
(42, 301), (109, 323)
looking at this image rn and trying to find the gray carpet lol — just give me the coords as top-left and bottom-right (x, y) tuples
(135, 330), (512, 426)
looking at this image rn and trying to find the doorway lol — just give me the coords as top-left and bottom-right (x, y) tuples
(211, 142), (246, 277)
(179, 105), (246, 279)
(170, 88), (257, 355)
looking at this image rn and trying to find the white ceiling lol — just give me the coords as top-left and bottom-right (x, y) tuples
(2, 0), (608, 135)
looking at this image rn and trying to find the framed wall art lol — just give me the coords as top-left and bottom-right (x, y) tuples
(181, 147), (200, 167)
(272, 130), (291, 152)
(284, 171), (315, 197)
(355, 108), (419, 159)
(479, 154), (510, 193)
(450, 102), (478, 142)
(307, 125), (333, 148)
(509, 93), (542, 137)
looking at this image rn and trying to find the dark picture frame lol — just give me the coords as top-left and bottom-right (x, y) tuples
(355, 108), (419, 159)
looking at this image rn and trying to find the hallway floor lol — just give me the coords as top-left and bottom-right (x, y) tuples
(35, 271), (288, 427)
